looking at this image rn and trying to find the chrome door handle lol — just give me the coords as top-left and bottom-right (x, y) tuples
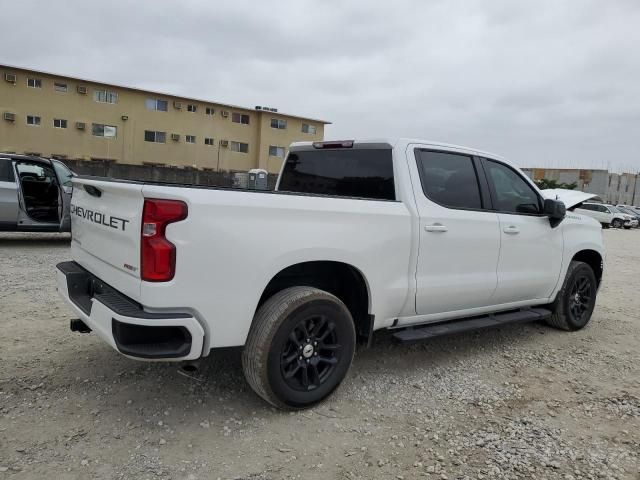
(425, 223), (448, 232)
(503, 225), (520, 234)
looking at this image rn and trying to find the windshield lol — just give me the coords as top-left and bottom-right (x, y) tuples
(608, 206), (620, 213)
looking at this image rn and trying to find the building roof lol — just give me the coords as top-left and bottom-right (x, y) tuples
(0, 63), (331, 125)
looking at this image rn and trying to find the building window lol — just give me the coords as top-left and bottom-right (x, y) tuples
(92, 123), (117, 138)
(145, 98), (168, 111)
(187, 104), (197, 113)
(27, 78), (42, 88)
(144, 130), (166, 143)
(271, 118), (287, 130)
(54, 82), (68, 92)
(93, 89), (118, 104)
(26, 115), (41, 126)
(186, 135), (196, 143)
(53, 118), (67, 129)
(230, 141), (249, 153)
(269, 146), (285, 158)
(302, 123), (317, 134)
(204, 137), (215, 145)
(232, 112), (250, 125)
(205, 107), (215, 116)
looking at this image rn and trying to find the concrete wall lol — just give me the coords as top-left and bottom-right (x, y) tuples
(0, 65), (326, 173)
(523, 167), (640, 205)
(63, 158), (278, 189)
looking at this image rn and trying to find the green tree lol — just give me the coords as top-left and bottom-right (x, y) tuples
(534, 178), (577, 190)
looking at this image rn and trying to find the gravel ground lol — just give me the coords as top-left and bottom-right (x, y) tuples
(0, 229), (639, 480)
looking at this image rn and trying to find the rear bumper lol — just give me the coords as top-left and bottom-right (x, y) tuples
(56, 261), (204, 361)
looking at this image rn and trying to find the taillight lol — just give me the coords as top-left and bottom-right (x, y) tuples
(141, 198), (188, 282)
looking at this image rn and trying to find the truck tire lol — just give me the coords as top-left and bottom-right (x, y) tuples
(242, 286), (356, 409)
(612, 218), (623, 228)
(546, 261), (597, 331)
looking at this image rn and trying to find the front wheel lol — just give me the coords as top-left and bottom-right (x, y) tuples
(612, 218), (623, 228)
(546, 261), (597, 331)
(242, 286), (356, 409)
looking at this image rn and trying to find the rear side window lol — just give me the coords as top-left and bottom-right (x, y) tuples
(415, 150), (482, 209)
(483, 159), (541, 214)
(278, 149), (395, 200)
(0, 160), (15, 182)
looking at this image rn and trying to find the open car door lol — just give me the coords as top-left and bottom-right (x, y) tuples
(15, 161), (62, 231)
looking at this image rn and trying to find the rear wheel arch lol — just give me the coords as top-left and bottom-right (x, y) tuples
(256, 261), (372, 344)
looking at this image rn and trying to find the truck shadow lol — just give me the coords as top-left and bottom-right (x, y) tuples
(0, 232), (71, 246)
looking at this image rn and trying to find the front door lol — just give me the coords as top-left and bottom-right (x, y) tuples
(0, 160), (19, 229)
(15, 161), (61, 228)
(411, 148), (501, 315)
(481, 158), (563, 303)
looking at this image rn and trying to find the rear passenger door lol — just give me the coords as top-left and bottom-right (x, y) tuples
(411, 148), (501, 315)
(481, 158), (563, 303)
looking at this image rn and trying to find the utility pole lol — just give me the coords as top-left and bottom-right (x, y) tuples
(632, 171), (639, 206)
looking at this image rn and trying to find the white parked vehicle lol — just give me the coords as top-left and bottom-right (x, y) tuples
(57, 139), (605, 408)
(574, 202), (630, 229)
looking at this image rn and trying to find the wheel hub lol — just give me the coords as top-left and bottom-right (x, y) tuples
(302, 343), (314, 358)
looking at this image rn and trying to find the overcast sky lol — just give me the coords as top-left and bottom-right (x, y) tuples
(2, 0), (639, 171)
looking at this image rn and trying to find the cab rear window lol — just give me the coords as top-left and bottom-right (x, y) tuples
(278, 149), (395, 200)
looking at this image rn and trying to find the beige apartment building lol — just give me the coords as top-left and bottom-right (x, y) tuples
(0, 65), (328, 173)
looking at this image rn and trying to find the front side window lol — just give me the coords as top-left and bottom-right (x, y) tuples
(27, 78), (42, 88)
(415, 150), (482, 210)
(92, 123), (117, 137)
(301, 123), (317, 134)
(53, 118), (67, 128)
(145, 98), (168, 111)
(230, 141), (249, 153)
(232, 112), (250, 125)
(279, 148), (395, 200)
(94, 90), (118, 104)
(26, 115), (41, 126)
(484, 159), (541, 214)
(269, 145), (285, 157)
(52, 160), (74, 187)
(271, 118), (286, 130)
(144, 130), (166, 143)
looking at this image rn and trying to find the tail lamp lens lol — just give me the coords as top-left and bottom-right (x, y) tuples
(141, 199), (188, 282)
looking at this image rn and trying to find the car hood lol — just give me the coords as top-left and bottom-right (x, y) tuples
(541, 189), (599, 209)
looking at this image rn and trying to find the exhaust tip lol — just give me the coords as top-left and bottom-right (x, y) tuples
(70, 319), (92, 333)
(181, 363), (198, 373)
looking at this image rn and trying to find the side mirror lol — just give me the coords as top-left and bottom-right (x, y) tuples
(544, 199), (566, 228)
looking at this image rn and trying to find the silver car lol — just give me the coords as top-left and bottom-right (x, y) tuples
(0, 153), (74, 232)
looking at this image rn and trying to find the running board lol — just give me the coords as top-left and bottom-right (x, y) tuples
(392, 308), (552, 344)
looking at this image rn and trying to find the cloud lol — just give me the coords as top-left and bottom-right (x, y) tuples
(2, 0), (639, 170)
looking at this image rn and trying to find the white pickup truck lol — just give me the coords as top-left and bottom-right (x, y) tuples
(57, 139), (604, 408)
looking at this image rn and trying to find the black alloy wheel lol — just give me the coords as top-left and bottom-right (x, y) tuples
(567, 273), (595, 326)
(280, 315), (340, 391)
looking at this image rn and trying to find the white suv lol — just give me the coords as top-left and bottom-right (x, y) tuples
(574, 202), (630, 229)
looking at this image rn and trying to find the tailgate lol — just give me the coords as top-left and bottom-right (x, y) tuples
(70, 178), (144, 300)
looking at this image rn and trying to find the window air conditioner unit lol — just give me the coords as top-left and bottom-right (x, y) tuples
(219, 139), (229, 147)
(77, 85), (87, 94)
(4, 73), (17, 83)
(75, 122), (86, 130)
(173, 101), (182, 109)
(3, 112), (16, 122)
(221, 110), (229, 118)
(171, 133), (180, 141)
